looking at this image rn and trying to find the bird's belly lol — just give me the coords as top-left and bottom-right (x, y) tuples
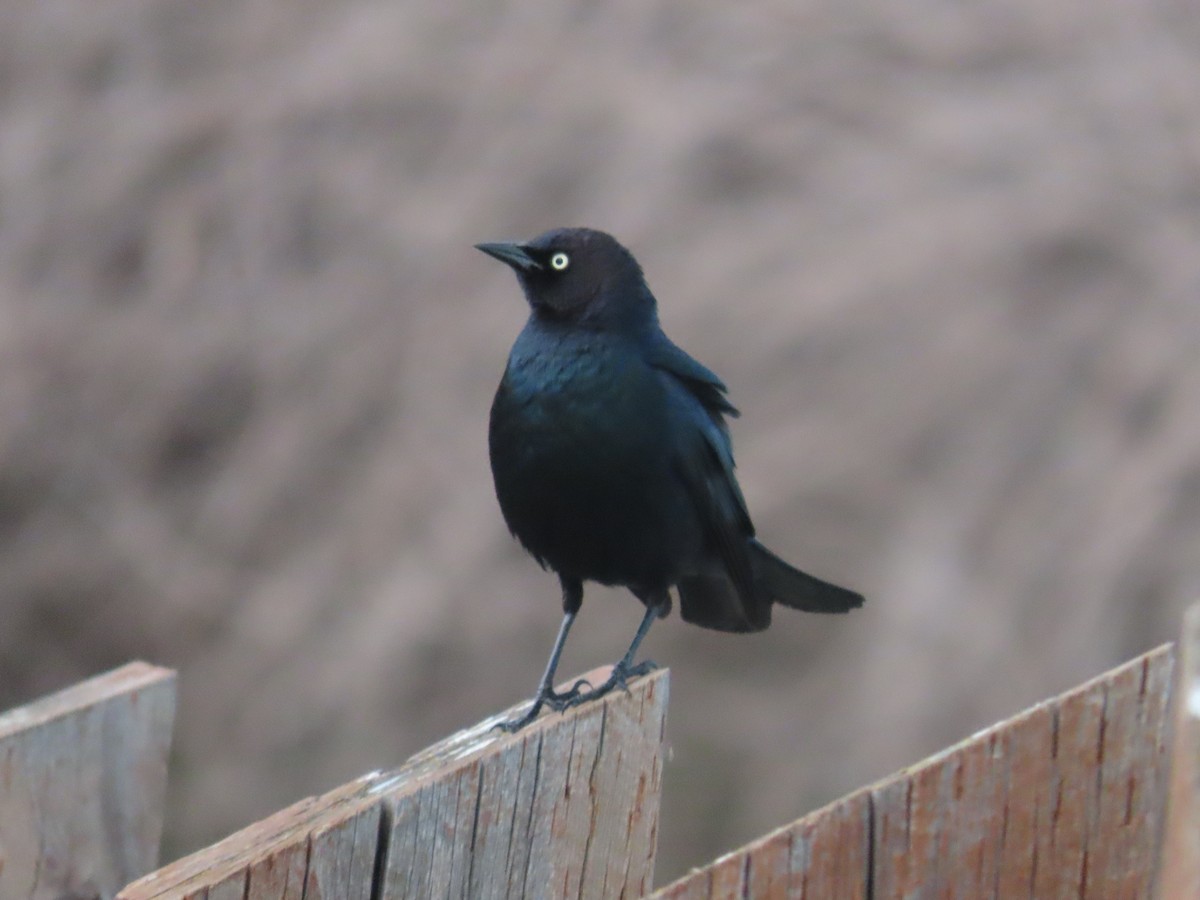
(490, 367), (699, 589)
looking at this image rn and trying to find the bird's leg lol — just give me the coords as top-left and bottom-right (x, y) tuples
(563, 591), (668, 710)
(498, 577), (583, 732)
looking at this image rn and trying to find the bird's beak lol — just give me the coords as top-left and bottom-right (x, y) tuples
(474, 241), (542, 273)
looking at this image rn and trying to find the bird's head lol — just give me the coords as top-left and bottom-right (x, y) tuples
(476, 228), (657, 331)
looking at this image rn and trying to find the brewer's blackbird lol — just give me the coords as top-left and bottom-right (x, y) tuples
(478, 227), (863, 731)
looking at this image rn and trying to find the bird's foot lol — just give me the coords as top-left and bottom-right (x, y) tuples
(546, 678), (592, 709)
(496, 705), (539, 733)
(495, 681), (589, 732)
(561, 658), (658, 710)
(496, 660), (658, 731)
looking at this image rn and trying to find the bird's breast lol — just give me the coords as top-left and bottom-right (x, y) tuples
(488, 330), (696, 586)
(492, 336), (666, 473)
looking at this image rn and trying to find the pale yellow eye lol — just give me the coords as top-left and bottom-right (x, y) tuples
(550, 252), (570, 271)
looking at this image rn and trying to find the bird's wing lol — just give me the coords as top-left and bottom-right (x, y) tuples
(646, 339), (739, 419)
(648, 340), (758, 605)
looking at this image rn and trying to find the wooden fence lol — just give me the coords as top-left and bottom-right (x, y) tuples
(2, 606), (1199, 899)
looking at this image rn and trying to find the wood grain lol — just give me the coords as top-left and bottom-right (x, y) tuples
(651, 645), (1173, 899)
(377, 664), (668, 899)
(0, 661), (176, 900)
(118, 666), (667, 899)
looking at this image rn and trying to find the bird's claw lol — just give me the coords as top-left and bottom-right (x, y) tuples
(496, 660), (657, 731)
(560, 658), (657, 709)
(539, 678), (590, 712)
(557, 677), (593, 703)
(495, 677), (594, 731)
(624, 658), (658, 682)
(612, 658), (658, 695)
(495, 704), (541, 733)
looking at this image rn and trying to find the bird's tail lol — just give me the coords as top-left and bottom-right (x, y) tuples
(678, 574), (771, 633)
(749, 539), (864, 613)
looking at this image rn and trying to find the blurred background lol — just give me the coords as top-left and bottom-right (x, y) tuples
(1, 0), (1198, 884)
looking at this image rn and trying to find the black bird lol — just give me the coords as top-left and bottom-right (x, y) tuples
(477, 228), (863, 730)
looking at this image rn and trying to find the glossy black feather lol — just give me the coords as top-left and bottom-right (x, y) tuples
(482, 228), (863, 635)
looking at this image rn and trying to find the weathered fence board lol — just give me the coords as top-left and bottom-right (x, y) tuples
(1160, 604), (1200, 899)
(0, 661), (177, 900)
(118, 666), (667, 900)
(3, 610), (1191, 900)
(652, 644), (1174, 899)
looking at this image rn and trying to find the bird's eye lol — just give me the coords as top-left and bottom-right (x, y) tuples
(549, 252), (570, 271)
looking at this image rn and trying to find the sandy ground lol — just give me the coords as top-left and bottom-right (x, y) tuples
(1, 0), (1198, 883)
